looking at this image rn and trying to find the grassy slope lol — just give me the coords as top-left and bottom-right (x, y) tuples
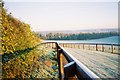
(1, 3), (59, 78)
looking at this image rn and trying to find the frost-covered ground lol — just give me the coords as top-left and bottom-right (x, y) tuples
(64, 48), (119, 78)
(30, 47), (59, 78)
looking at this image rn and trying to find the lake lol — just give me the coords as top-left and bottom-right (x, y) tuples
(43, 36), (119, 44)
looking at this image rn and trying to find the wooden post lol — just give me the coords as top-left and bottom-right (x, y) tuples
(111, 45), (113, 53)
(64, 61), (76, 80)
(52, 43), (53, 48)
(55, 43), (57, 51)
(102, 44), (104, 52)
(96, 44), (98, 51)
(56, 43), (59, 61)
(89, 45), (90, 50)
(78, 44), (80, 49)
(83, 44), (84, 49)
(58, 49), (64, 79)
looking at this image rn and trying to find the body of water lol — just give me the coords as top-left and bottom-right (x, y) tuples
(43, 36), (119, 44)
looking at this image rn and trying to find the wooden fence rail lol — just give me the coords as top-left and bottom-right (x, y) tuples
(41, 42), (102, 80)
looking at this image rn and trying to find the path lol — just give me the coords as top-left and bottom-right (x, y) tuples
(64, 48), (119, 78)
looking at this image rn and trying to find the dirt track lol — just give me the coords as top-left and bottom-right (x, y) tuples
(64, 48), (119, 78)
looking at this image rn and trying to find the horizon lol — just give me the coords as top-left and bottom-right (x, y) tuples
(35, 28), (118, 32)
(4, 1), (118, 31)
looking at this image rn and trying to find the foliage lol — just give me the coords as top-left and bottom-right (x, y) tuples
(2, 45), (42, 78)
(1, 2), (44, 79)
(0, 3), (40, 54)
(2, 45), (59, 78)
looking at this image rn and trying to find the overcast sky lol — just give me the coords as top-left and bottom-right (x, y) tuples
(4, 0), (118, 31)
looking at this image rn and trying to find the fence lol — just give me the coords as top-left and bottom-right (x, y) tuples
(41, 42), (101, 80)
(59, 43), (120, 54)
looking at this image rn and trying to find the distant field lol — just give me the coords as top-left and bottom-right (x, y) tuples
(44, 36), (119, 44)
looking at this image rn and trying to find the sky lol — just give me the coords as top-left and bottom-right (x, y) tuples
(4, 0), (119, 31)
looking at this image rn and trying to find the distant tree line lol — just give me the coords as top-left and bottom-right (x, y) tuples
(36, 32), (119, 40)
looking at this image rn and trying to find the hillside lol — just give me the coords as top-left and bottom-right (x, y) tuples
(1, 1), (40, 78)
(0, 1), (59, 78)
(1, 4), (40, 54)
